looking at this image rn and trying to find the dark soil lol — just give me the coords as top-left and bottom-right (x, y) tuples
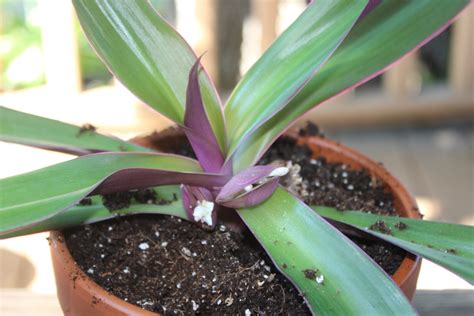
(100, 189), (178, 211)
(67, 215), (308, 315)
(66, 124), (406, 315)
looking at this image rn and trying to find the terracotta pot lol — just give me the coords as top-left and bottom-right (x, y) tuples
(50, 133), (421, 315)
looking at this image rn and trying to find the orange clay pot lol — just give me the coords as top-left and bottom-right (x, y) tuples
(50, 134), (421, 315)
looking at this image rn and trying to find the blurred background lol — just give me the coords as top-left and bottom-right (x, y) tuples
(0, 1), (472, 314)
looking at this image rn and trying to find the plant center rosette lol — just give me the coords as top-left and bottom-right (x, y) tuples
(181, 165), (290, 228)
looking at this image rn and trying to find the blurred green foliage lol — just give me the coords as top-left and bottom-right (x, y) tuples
(0, 0), (112, 91)
(1, 0), (45, 90)
(0, 0), (177, 91)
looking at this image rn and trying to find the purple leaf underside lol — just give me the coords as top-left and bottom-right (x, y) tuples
(92, 168), (229, 196)
(184, 59), (226, 173)
(218, 178), (280, 209)
(217, 165), (276, 200)
(216, 165), (286, 208)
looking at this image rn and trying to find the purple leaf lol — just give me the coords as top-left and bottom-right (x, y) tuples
(218, 178), (279, 209)
(184, 58), (226, 173)
(217, 165), (276, 201)
(216, 164), (288, 208)
(91, 168), (229, 196)
(181, 184), (197, 219)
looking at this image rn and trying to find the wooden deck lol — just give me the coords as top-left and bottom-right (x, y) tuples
(413, 290), (474, 315)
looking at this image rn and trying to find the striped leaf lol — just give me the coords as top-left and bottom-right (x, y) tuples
(225, 0), (368, 162)
(314, 206), (474, 283)
(0, 106), (149, 155)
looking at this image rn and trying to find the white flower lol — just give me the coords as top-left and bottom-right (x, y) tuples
(269, 166), (289, 177)
(316, 274), (324, 284)
(193, 200), (214, 226)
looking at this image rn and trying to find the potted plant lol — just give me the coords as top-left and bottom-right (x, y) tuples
(1, 0), (472, 315)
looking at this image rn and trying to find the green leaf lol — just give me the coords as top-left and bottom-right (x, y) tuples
(0, 106), (149, 154)
(2, 186), (185, 238)
(0, 152), (222, 237)
(225, 0), (368, 162)
(238, 188), (416, 315)
(314, 206), (474, 283)
(73, 0), (227, 152)
(232, 0), (470, 172)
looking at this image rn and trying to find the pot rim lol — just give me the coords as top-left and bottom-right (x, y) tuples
(50, 134), (421, 315)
